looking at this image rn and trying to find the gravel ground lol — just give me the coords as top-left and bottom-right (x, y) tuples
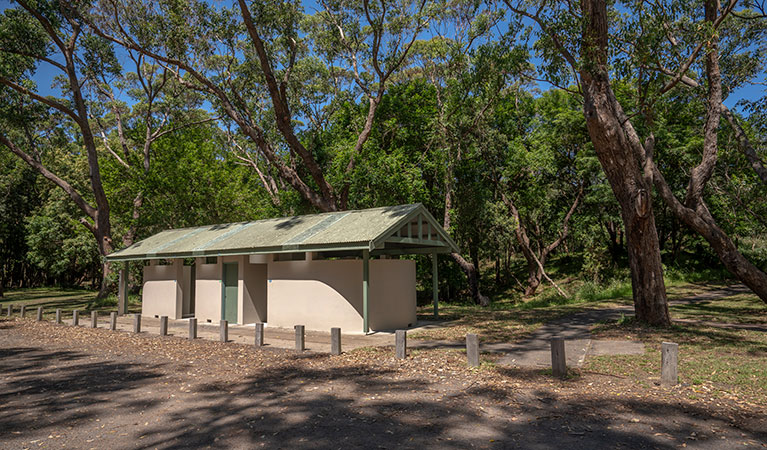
(1, 318), (765, 449)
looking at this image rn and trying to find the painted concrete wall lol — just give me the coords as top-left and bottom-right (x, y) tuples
(141, 253), (416, 331)
(181, 266), (193, 316)
(368, 259), (417, 331)
(242, 263), (267, 324)
(142, 260), (183, 319)
(195, 257), (221, 324)
(193, 255), (261, 325)
(266, 258), (416, 332)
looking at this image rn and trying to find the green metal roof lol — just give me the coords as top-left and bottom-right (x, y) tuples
(106, 203), (459, 261)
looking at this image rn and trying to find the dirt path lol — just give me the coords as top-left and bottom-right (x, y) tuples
(1, 318), (765, 449)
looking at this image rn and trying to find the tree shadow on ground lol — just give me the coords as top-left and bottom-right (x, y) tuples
(1, 331), (765, 449)
(0, 346), (164, 437)
(131, 362), (766, 449)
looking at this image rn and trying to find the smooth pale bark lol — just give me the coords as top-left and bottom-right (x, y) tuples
(580, 0), (670, 325)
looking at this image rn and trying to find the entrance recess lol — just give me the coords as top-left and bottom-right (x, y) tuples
(222, 262), (238, 323)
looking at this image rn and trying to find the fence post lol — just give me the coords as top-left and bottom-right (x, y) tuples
(133, 313), (141, 333)
(6, 304), (11, 318)
(255, 322), (264, 347)
(395, 330), (407, 359)
(20, 305), (26, 318)
(331, 327), (341, 355)
(661, 342), (679, 387)
(466, 333), (480, 367)
(55, 309), (62, 324)
(189, 318), (197, 340)
(91, 311), (98, 328)
(295, 325), (305, 351)
(110, 312), (117, 330)
(551, 337), (566, 378)
(220, 320), (228, 342)
(72, 310), (79, 327)
(159, 316), (168, 336)
(36, 307), (43, 322)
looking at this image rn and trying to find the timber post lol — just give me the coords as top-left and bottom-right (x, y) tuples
(551, 337), (566, 378)
(661, 342), (679, 386)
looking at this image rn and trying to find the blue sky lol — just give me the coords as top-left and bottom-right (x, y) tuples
(2, 0), (763, 113)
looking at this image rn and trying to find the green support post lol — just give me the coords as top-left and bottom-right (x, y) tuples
(363, 249), (370, 334)
(432, 252), (439, 318)
(118, 263), (129, 315)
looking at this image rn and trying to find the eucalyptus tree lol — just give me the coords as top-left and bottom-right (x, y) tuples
(491, 90), (590, 296)
(612, 0), (767, 300)
(408, 0), (525, 305)
(88, 0), (437, 213)
(0, 0), (117, 296)
(502, 0), (767, 323)
(91, 53), (213, 247)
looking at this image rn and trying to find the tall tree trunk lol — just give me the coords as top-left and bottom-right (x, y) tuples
(501, 187), (581, 297)
(581, 0), (670, 325)
(444, 180), (490, 306)
(650, 0), (767, 303)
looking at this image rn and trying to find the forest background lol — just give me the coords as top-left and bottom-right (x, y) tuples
(1, 0), (765, 324)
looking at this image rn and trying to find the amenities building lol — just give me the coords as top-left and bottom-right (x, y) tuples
(106, 204), (458, 333)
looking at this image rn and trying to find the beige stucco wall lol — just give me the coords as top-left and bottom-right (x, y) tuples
(181, 266), (192, 316)
(141, 253), (416, 331)
(142, 259), (183, 319)
(368, 259), (417, 331)
(266, 258), (416, 332)
(242, 263), (267, 324)
(195, 257), (221, 324)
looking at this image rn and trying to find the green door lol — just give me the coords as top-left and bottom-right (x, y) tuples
(222, 262), (238, 323)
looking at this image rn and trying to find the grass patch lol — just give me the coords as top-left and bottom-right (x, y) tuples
(413, 279), (629, 342)
(587, 286), (767, 405)
(0, 287), (141, 319)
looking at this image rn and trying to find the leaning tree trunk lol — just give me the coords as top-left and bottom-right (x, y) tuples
(524, 258), (542, 296)
(580, 0), (670, 325)
(450, 252), (490, 306)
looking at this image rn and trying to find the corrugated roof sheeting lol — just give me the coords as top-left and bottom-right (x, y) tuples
(106, 204), (457, 261)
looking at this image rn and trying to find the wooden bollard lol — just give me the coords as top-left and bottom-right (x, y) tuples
(20, 305), (26, 318)
(395, 330), (407, 359)
(295, 325), (305, 351)
(36, 307), (43, 322)
(109, 312), (117, 330)
(6, 304), (11, 318)
(220, 320), (228, 342)
(55, 309), (62, 324)
(466, 333), (480, 367)
(255, 322), (264, 347)
(661, 342), (679, 386)
(551, 337), (566, 378)
(91, 311), (98, 328)
(72, 310), (79, 326)
(159, 316), (168, 336)
(189, 318), (197, 340)
(331, 327), (341, 355)
(133, 314), (141, 333)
